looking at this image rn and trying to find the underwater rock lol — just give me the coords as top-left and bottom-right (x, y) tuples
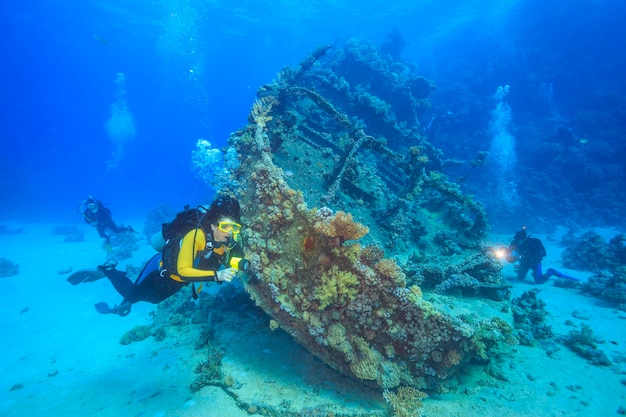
(511, 289), (553, 346)
(212, 39), (511, 390)
(0, 257), (19, 278)
(119, 325), (152, 345)
(559, 323), (611, 366)
(562, 230), (626, 305)
(53, 224), (84, 242)
(581, 266), (626, 305)
(109, 231), (141, 261)
(561, 230), (622, 271)
(0, 224), (24, 235)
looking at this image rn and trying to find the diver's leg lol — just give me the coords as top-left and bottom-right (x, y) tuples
(122, 254), (167, 304)
(517, 262), (530, 280)
(534, 263), (550, 284)
(532, 261), (543, 281)
(105, 217), (125, 234)
(99, 265), (135, 298)
(96, 225), (108, 241)
(97, 225), (112, 250)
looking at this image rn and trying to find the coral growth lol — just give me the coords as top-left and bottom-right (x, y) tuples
(110, 230), (141, 261)
(313, 265), (359, 310)
(559, 323), (611, 366)
(562, 230), (621, 270)
(52, 224), (84, 242)
(0, 257), (19, 278)
(562, 230), (626, 305)
(373, 258), (406, 286)
(582, 266), (626, 305)
(313, 209), (369, 243)
(119, 325), (151, 345)
(0, 224), (23, 235)
(511, 289), (553, 346)
(383, 386), (428, 417)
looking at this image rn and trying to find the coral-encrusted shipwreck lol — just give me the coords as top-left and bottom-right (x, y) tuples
(220, 38), (511, 390)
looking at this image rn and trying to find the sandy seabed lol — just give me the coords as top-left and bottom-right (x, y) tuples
(0, 221), (624, 417)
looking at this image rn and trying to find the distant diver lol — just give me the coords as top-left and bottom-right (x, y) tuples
(78, 195), (134, 249)
(504, 227), (579, 284)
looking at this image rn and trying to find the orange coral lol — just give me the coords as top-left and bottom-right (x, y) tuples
(330, 211), (369, 242)
(374, 258), (406, 287)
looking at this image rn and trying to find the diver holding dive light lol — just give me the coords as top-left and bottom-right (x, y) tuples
(71, 195), (248, 316)
(499, 226), (578, 284)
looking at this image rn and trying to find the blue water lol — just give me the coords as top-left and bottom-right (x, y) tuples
(2, 2), (626, 415)
(3, 0), (624, 225)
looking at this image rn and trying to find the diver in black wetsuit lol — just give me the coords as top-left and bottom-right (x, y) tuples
(79, 195), (133, 247)
(505, 227), (579, 284)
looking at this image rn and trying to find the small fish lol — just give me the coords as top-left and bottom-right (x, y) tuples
(579, 138), (588, 144)
(93, 35), (109, 46)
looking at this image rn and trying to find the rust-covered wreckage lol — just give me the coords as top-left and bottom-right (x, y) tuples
(220, 38), (512, 390)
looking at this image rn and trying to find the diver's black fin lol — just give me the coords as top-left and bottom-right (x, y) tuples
(67, 269), (105, 285)
(94, 301), (132, 316)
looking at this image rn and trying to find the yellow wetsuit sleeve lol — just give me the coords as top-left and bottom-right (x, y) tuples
(176, 228), (218, 281)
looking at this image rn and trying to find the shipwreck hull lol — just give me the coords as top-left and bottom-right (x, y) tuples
(222, 39), (510, 390)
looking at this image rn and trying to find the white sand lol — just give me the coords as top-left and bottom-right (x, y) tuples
(0, 222), (624, 416)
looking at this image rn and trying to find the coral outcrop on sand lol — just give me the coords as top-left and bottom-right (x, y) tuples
(561, 230), (626, 305)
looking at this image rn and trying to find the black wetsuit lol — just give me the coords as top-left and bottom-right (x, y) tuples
(82, 200), (127, 244)
(102, 238), (244, 305)
(508, 236), (548, 283)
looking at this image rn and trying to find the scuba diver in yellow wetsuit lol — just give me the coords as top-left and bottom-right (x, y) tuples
(82, 195), (246, 316)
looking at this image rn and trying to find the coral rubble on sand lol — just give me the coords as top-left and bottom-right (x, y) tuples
(195, 38), (516, 392)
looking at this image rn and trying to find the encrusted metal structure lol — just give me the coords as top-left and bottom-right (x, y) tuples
(221, 38), (511, 390)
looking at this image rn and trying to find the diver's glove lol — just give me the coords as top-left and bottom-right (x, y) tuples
(216, 268), (237, 283)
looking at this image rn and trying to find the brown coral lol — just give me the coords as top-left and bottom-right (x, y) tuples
(332, 211), (369, 241)
(383, 386), (428, 417)
(360, 244), (385, 266)
(374, 258), (406, 287)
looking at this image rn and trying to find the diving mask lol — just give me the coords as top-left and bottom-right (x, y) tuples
(217, 221), (242, 236)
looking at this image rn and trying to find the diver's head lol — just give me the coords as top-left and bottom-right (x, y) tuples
(211, 217), (242, 244)
(84, 196), (98, 213)
(513, 226), (527, 243)
(206, 194), (242, 243)
(207, 194), (241, 223)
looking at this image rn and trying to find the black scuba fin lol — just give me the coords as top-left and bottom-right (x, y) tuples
(94, 301), (132, 316)
(67, 269), (106, 285)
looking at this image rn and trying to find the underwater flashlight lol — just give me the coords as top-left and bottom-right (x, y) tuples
(493, 247), (507, 260)
(230, 257), (250, 271)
